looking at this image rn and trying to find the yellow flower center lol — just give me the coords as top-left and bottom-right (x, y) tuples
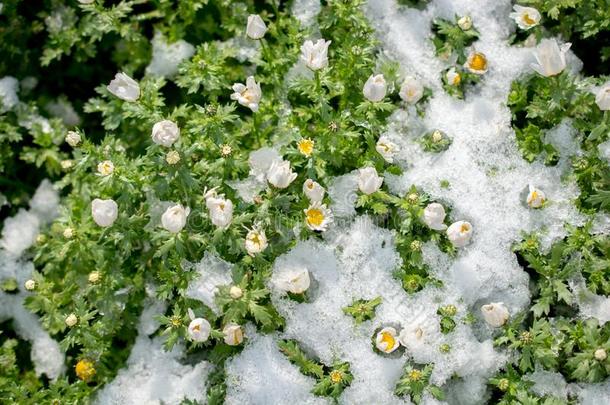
(306, 208), (324, 226)
(408, 369), (422, 381)
(249, 232), (262, 246)
(523, 13), (536, 26)
(298, 139), (314, 157)
(75, 359), (96, 381)
(192, 323), (201, 332)
(469, 53), (487, 72)
(451, 73), (461, 86)
(330, 370), (343, 383)
(460, 223), (470, 233)
(380, 331), (396, 351)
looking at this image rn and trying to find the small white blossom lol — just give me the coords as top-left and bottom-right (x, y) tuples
(510, 5), (541, 30)
(151, 120), (180, 147)
(358, 167), (383, 195)
(303, 179), (325, 203)
(97, 160), (114, 176)
(464, 50), (488, 75)
(245, 226), (268, 256)
(303, 201), (333, 232)
(481, 302), (509, 327)
(531, 39), (571, 77)
(594, 348), (607, 361)
(229, 286), (243, 299)
(363, 74), (387, 102)
(526, 185), (546, 208)
(246, 14), (267, 40)
(267, 159), (297, 189)
(206, 196), (233, 229)
(187, 309), (211, 342)
(161, 204), (190, 233)
(223, 323), (244, 346)
(457, 15), (472, 30)
(107, 72), (140, 102)
(300, 39), (331, 71)
(65, 314), (78, 327)
(24, 279), (36, 291)
(65, 131), (81, 147)
(91, 198), (118, 227)
(446, 68), (461, 86)
(375, 327), (400, 353)
(61, 160), (73, 169)
(399, 76), (423, 104)
(375, 136), (400, 163)
(423, 203), (447, 231)
(165, 150), (180, 165)
(446, 220), (473, 247)
(595, 82), (610, 111)
(63, 227), (74, 239)
(231, 76), (261, 112)
(276, 267), (311, 294)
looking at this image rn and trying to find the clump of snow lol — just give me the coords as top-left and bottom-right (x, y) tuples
(598, 139), (610, 164)
(569, 274), (610, 324)
(291, 0), (321, 28)
(524, 370), (568, 401)
(0, 76), (19, 113)
(95, 301), (211, 405)
(45, 98), (82, 127)
(1, 180), (59, 256)
(327, 173), (359, 218)
(185, 252), (233, 314)
(146, 32), (195, 78)
(224, 328), (328, 405)
(571, 380), (610, 405)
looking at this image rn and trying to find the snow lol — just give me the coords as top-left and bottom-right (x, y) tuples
(185, 252), (233, 314)
(569, 275), (610, 324)
(291, 0), (322, 29)
(572, 380), (610, 405)
(0, 181), (64, 380)
(524, 370), (569, 401)
(95, 301), (212, 405)
(146, 32), (195, 78)
(0, 76), (19, 113)
(224, 328), (329, 405)
(45, 98), (82, 127)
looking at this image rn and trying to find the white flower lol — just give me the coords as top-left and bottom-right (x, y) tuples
(303, 179), (325, 202)
(398, 320), (441, 350)
(151, 120), (180, 147)
(161, 204), (190, 233)
(510, 5), (541, 30)
(531, 39), (571, 77)
(375, 327), (400, 353)
(245, 227), (268, 256)
(446, 68), (461, 86)
(79, 0), (95, 4)
(358, 167), (383, 195)
(248, 147), (281, 181)
(267, 159), (297, 189)
(446, 220), (473, 247)
(97, 160), (114, 176)
(246, 14), (267, 40)
(65, 131), (81, 147)
(526, 185), (546, 208)
(458, 15), (473, 30)
(594, 348), (607, 361)
(223, 323), (244, 346)
(464, 50), (488, 75)
(24, 279), (36, 291)
(187, 309), (211, 342)
(65, 314), (78, 327)
(481, 302), (509, 327)
(300, 39), (331, 71)
(229, 286), (243, 299)
(595, 82), (610, 111)
(363, 74), (387, 102)
(276, 267), (311, 294)
(61, 160), (73, 169)
(423, 203), (447, 231)
(91, 198), (118, 227)
(231, 76), (262, 112)
(399, 76), (423, 104)
(375, 136), (400, 163)
(206, 196), (233, 229)
(304, 201), (333, 232)
(106, 72), (140, 102)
